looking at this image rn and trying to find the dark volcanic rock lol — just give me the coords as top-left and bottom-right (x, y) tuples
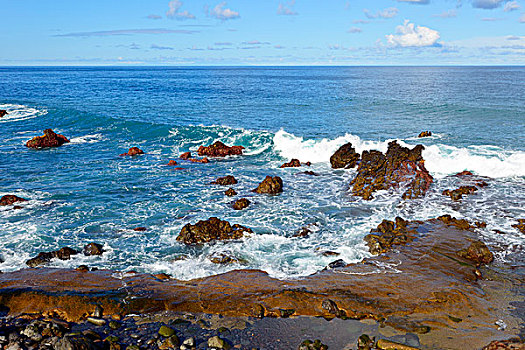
(212, 175), (238, 186)
(0, 110), (7, 118)
(26, 247), (79, 267)
(330, 142), (360, 169)
(253, 176), (283, 194)
(280, 159), (302, 168)
(83, 243), (104, 256)
(120, 147), (144, 156)
(176, 217), (252, 245)
(350, 141), (433, 200)
(225, 188), (237, 196)
(180, 152), (192, 160)
(457, 241), (494, 266)
(442, 186), (478, 201)
(364, 217), (416, 255)
(0, 195), (27, 206)
(197, 141), (244, 157)
(232, 198), (250, 210)
(418, 131), (432, 138)
(26, 129), (70, 149)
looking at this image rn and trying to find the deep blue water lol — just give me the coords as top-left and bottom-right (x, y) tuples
(1, 66), (524, 279)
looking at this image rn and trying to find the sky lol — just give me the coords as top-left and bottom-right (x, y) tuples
(0, 0), (524, 65)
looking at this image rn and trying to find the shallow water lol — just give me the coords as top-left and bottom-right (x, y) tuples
(0, 66), (524, 279)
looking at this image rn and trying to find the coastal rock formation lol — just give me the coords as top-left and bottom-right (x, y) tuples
(197, 141), (244, 157)
(176, 217), (252, 244)
(83, 243), (104, 256)
(211, 175), (237, 186)
(482, 338), (525, 350)
(350, 141), (433, 200)
(180, 152), (192, 160)
(418, 131), (432, 138)
(25, 129), (70, 149)
(253, 176), (283, 194)
(442, 186), (478, 201)
(225, 188), (237, 196)
(188, 157), (209, 163)
(0, 110), (7, 118)
(0, 195), (27, 206)
(232, 198), (250, 210)
(330, 142), (360, 169)
(512, 219), (525, 234)
(120, 147), (144, 156)
(455, 170), (474, 177)
(26, 247), (79, 267)
(208, 252), (244, 265)
(437, 214), (472, 231)
(280, 159), (302, 168)
(167, 160), (178, 166)
(364, 217), (417, 255)
(457, 241), (494, 266)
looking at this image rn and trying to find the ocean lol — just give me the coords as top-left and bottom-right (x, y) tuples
(1, 66), (524, 280)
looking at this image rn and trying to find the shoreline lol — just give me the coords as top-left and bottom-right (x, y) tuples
(1, 217), (523, 349)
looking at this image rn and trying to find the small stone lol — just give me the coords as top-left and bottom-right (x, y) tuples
(127, 346), (140, 350)
(182, 338), (195, 347)
(211, 175), (238, 186)
(357, 334), (374, 350)
(87, 317), (106, 326)
(208, 336), (231, 350)
(225, 188), (237, 196)
(327, 259), (346, 269)
(159, 335), (180, 349)
(167, 160), (178, 166)
(376, 339), (420, 350)
(232, 198), (250, 210)
(158, 325), (176, 338)
(133, 227), (148, 232)
(93, 305), (104, 318)
(83, 242), (104, 256)
(120, 147), (144, 156)
(109, 321), (120, 330)
(279, 308), (295, 318)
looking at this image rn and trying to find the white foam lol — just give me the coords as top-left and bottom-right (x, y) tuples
(0, 104), (47, 123)
(69, 134), (105, 144)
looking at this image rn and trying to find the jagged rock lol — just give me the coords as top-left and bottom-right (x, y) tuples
(167, 160), (178, 166)
(232, 198), (250, 210)
(455, 170), (474, 177)
(0, 195), (27, 206)
(120, 147), (144, 156)
(280, 159), (302, 168)
(350, 141), (433, 200)
(208, 252), (244, 264)
(26, 129), (70, 149)
(180, 152), (191, 160)
(442, 186), (478, 201)
(188, 157), (209, 163)
(298, 339), (328, 350)
(357, 334), (375, 350)
(208, 336), (231, 349)
(212, 175), (237, 186)
(326, 259), (346, 269)
(0, 110), (7, 118)
(158, 325), (175, 337)
(55, 335), (99, 350)
(253, 176), (283, 194)
(176, 217), (252, 244)
(457, 241), (494, 266)
(225, 188), (237, 196)
(437, 215), (472, 231)
(512, 219), (525, 234)
(197, 141), (244, 157)
(322, 299), (345, 318)
(364, 217), (416, 255)
(330, 142), (360, 169)
(418, 131), (432, 138)
(83, 243), (104, 256)
(482, 338), (524, 350)
(26, 247), (79, 267)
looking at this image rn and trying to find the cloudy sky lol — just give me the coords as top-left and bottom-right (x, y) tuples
(1, 0), (524, 65)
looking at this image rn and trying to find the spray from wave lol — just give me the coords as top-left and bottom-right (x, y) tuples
(0, 104), (47, 123)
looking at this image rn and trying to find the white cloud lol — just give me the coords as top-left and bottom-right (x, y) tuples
(433, 9), (458, 18)
(385, 20), (441, 47)
(396, 0), (430, 4)
(504, 1), (521, 11)
(209, 2), (240, 20)
(471, 0), (505, 9)
(166, 0), (195, 19)
(348, 27), (363, 33)
(278, 0), (298, 15)
(364, 7), (399, 19)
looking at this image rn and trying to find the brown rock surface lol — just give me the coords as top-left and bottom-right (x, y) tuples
(197, 141), (244, 157)
(280, 159), (302, 168)
(442, 185), (478, 201)
(180, 152), (191, 160)
(120, 147), (144, 156)
(457, 240), (494, 266)
(330, 142), (360, 169)
(167, 160), (178, 166)
(83, 243), (104, 256)
(224, 188), (237, 197)
(350, 141), (433, 200)
(26, 247), (80, 267)
(211, 175), (238, 186)
(0, 110), (7, 118)
(512, 219), (525, 234)
(232, 198), (250, 210)
(0, 195), (27, 206)
(418, 131), (432, 138)
(253, 176), (283, 194)
(26, 129), (70, 149)
(176, 217), (252, 244)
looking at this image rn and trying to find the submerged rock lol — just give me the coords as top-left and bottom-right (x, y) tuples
(180, 152), (192, 160)
(364, 217), (416, 255)
(197, 141), (244, 157)
(176, 217), (252, 244)
(0, 110), (7, 118)
(26, 247), (80, 267)
(188, 157), (209, 163)
(224, 188), (237, 196)
(0, 195), (27, 206)
(298, 339), (328, 350)
(167, 160), (178, 166)
(437, 215), (472, 231)
(212, 175), (238, 186)
(442, 185), (478, 201)
(280, 159), (302, 168)
(26, 129), (70, 149)
(232, 198), (250, 210)
(455, 170), (474, 177)
(418, 131), (432, 138)
(120, 147), (144, 156)
(83, 243), (104, 256)
(208, 252), (244, 264)
(253, 176), (283, 194)
(208, 336), (231, 350)
(457, 240), (494, 266)
(350, 141), (433, 200)
(330, 142), (360, 169)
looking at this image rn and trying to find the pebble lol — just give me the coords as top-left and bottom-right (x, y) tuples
(87, 317), (106, 326)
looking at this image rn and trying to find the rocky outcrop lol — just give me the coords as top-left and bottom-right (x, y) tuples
(364, 217), (417, 255)
(26, 247), (80, 267)
(512, 219), (525, 234)
(437, 214), (472, 231)
(208, 252), (244, 264)
(197, 141), (244, 157)
(167, 160), (178, 166)
(280, 159), (302, 168)
(176, 217), (252, 245)
(455, 170), (474, 177)
(350, 141), (433, 200)
(26, 129), (70, 149)
(253, 176), (283, 194)
(188, 157), (209, 163)
(442, 186), (478, 201)
(418, 131), (432, 138)
(232, 198), (250, 210)
(120, 147), (144, 156)
(0, 110), (7, 118)
(457, 241), (494, 266)
(211, 175), (237, 186)
(0, 195), (27, 206)
(180, 152), (192, 160)
(83, 243), (104, 256)
(225, 188), (237, 196)
(330, 142), (360, 169)
(482, 338), (524, 350)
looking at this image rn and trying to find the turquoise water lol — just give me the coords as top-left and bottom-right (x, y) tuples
(1, 66), (524, 279)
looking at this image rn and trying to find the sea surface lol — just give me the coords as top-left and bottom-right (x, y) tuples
(0, 66), (524, 280)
